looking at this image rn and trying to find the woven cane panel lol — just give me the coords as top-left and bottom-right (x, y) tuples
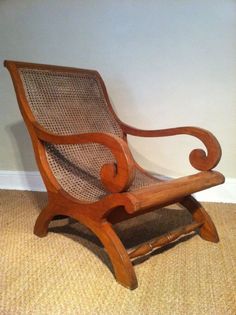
(19, 68), (123, 136)
(19, 67), (157, 201)
(45, 143), (158, 201)
(129, 169), (158, 191)
(45, 142), (113, 201)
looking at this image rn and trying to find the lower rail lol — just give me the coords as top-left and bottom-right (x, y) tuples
(128, 221), (203, 260)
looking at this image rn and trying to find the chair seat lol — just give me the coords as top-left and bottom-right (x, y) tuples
(44, 141), (224, 205)
(46, 157), (159, 202)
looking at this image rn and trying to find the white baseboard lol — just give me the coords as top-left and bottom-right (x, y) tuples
(194, 178), (235, 203)
(0, 170), (235, 203)
(0, 170), (45, 192)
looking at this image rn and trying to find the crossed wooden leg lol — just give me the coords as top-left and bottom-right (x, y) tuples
(34, 202), (57, 237)
(34, 194), (218, 290)
(34, 202), (137, 289)
(180, 195), (219, 243)
(87, 220), (137, 289)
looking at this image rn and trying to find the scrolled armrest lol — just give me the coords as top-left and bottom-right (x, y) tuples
(121, 123), (222, 171)
(33, 122), (135, 193)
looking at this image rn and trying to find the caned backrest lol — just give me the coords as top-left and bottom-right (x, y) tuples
(10, 62), (125, 201)
(18, 66), (123, 137)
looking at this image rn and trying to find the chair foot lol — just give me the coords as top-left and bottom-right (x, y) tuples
(34, 203), (57, 237)
(96, 221), (138, 289)
(180, 195), (219, 243)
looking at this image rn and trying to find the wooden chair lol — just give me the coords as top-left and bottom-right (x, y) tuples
(4, 60), (224, 289)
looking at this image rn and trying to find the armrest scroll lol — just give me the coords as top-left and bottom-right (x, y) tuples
(33, 122), (135, 193)
(121, 123), (222, 171)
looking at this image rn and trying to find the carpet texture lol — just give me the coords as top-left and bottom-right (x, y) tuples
(0, 190), (235, 315)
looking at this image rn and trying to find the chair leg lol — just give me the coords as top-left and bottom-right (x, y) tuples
(34, 202), (57, 237)
(35, 204), (138, 289)
(72, 216), (138, 290)
(180, 195), (219, 243)
(93, 221), (138, 289)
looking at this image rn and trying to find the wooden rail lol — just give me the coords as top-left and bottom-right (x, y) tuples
(128, 221), (203, 260)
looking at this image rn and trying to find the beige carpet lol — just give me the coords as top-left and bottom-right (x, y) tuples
(0, 190), (235, 315)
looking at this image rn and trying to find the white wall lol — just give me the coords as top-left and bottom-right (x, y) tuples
(0, 1), (235, 182)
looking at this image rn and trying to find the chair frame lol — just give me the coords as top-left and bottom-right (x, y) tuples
(4, 60), (225, 289)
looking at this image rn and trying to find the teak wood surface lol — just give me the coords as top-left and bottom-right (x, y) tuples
(4, 60), (225, 290)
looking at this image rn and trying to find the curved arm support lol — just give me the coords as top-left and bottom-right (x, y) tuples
(121, 123), (222, 171)
(33, 122), (136, 193)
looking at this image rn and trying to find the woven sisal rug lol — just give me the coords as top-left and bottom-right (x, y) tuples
(0, 190), (235, 315)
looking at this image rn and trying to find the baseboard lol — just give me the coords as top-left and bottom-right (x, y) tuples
(0, 170), (235, 203)
(194, 178), (235, 203)
(0, 170), (45, 192)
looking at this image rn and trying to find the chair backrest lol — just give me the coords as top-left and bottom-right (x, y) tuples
(7, 62), (124, 201)
(18, 65), (123, 137)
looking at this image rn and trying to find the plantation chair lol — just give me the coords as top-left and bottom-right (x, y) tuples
(4, 60), (224, 289)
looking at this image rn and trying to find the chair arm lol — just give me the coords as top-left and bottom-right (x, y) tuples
(33, 122), (136, 193)
(121, 123), (222, 171)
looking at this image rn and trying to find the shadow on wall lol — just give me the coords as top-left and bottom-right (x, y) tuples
(6, 120), (37, 171)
